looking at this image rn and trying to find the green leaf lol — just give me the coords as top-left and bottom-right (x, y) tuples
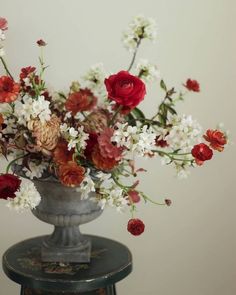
(165, 104), (177, 115)
(132, 107), (145, 119)
(126, 113), (136, 126)
(160, 79), (167, 91)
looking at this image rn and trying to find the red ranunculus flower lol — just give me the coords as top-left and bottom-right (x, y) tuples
(0, 76), (20, 103)
(105, 71), (146, 109)
(0, 174), (21, 200)
(184, 79), (200, 92)
(203, 129), (227, 152)
(65, 89), (97, 115)
(58, 161), (85, 187)
(0, 18), (8, 31)
(127, 218), (145, 236)
(191, 143), (213, 165)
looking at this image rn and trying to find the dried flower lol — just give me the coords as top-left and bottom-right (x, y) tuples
(28, 114), (61, 156)
(82, 109), (110, 133)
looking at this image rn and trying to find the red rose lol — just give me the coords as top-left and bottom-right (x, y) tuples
(0, 76), (20, 103)
(191, 143), (213, 165)
(0, 174), (21, 200)
(127, 218), (145, 236)
(105, 71), (146, 109)
(203, 129), (227, 152)
(0, 18), (8, 31)
(184, 79), (200, 92)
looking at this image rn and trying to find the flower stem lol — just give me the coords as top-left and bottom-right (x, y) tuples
(6, 154), (28, 174)
(109, 105), (122, 126)
(141, 192), (166, 206)
(0, 57), (13, 79)
(127, 39), (141, 72)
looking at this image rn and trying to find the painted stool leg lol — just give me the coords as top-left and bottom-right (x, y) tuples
(105, 285), (117, 295)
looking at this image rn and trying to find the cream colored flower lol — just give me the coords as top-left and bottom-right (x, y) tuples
(28, 114), (61, 156)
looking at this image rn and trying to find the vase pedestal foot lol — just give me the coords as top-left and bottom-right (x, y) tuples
(41, 226), (91, 263)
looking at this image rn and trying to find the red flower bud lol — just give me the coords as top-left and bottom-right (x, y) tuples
(184, 79), (200, 92)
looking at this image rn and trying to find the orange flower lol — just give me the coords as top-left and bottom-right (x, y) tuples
(203, 129), (227, 152)
(53, 139), (74, 165)
(58, 161), (85, 187)
(91, 145), (119, 171)
(65, 88), (97, 115)
(0, 76), (20, 103)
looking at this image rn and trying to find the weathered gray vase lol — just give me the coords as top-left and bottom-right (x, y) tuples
(32, 179), (103, 263)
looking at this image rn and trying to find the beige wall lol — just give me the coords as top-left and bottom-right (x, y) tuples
(0, 0), (235, 294)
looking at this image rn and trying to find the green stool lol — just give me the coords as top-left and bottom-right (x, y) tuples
(2, 235), (132, 294)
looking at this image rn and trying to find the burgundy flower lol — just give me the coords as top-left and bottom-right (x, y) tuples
(37, 39), (47, 47)
(105, 71), (146, 109)
(20, 66), (36, 80)
(84, 133), (98, 160)
(184, 79), (200, 92)
(165, 199), (172, 206)
(127, 218), (145, 236)
(191, 143), (213, 165)
(0, 174), (21, 200)
(203, 129), (227, 152)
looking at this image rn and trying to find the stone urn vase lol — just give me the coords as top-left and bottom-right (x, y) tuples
(31, 178), (103, 263)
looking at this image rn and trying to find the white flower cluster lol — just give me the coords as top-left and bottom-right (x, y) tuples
(122, 15), (157, 52)
(0, 27), (6, 57)
(165, 115), (202, 152)
(83, 63), (107, 97)
(60, 124), (89, 151)
(7, 181), (41, 212)
(96, 172), (129, 212)
(23, 161), (48, 179)
(112, 123), (156, 157)
(77, 169), (95, 199)
(136, 59), (160, 82)
(14, 96), (51, 126)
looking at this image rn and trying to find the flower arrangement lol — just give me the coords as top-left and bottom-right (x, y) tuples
(0, 16), (227, 235)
